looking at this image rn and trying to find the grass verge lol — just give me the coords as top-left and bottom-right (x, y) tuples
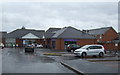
(43, 53), (62, 56)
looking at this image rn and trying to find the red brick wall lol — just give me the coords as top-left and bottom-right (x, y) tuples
(98, 28), (118, 51)
(16, 38), (23, 47)
(103, 43), (119, 50)
(36, 39), (44, 45)
(55, 39), (64, 50)
(102, 28), (118, 42)
(77, 39), (97, 46)
(55, 39), (97, 50)
(44, 39), (51, 48)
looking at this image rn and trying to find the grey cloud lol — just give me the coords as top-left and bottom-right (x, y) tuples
(1, 2), (118, 32)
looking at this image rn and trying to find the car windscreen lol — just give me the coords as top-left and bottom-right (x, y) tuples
(89, 46), (102, 49)
(80, 45), (89, 49)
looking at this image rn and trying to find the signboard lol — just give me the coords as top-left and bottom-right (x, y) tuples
(64, 39), (77, 41)
(52, 39), (56, 41)
(23, 40), (26, 45)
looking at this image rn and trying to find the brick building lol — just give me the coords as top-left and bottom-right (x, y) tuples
(49, 26), (97, 50)
(5, 27), (45, 47)
(3, 26), (119, 51)
(44, 28), (61, 48)
(84, 27), (119, 51)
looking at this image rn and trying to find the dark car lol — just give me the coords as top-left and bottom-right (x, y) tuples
(66, 44), (81, 52)
(25, 44), (34, 52)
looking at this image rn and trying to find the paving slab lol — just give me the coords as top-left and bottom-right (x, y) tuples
(61, 59), (118, 74)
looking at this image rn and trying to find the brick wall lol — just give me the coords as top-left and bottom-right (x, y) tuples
(55, 39), (97, 50)
(16, 38), (23, 47)
(55, 39), (64, 50)
(103, 43), (119, 50)
(102, 28), (118, 42)
(77, 39), (97, 46)
(36, 39), (44, 45)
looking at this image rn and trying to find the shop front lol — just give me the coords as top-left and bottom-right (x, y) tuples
(64, 39), (77, 49)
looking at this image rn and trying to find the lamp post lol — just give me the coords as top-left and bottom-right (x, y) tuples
(42, 35), (45, 48)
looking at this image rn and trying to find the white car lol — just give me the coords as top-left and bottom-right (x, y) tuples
(0, 43), (4, 49)
(74, 45), (105, 57)
(36, 44), (43, 48)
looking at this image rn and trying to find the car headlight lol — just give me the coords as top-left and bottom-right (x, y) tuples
(75, 50), (81, 52)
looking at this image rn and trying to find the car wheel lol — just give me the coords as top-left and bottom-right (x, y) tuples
(67, 50), (71, 52)
(81, 52), (87, 58)
(71, 50), (74, 52)
(99, 52), (104, 57)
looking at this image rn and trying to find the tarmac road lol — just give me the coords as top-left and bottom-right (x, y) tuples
(2, 48), (76, 74)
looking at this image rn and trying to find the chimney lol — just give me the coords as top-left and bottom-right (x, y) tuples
(82, 30), (89, 33)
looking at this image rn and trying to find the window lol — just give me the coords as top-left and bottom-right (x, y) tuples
(5, 38), (16, 47)
(100, 35), (102, 39)
(89, 46), (102, 49)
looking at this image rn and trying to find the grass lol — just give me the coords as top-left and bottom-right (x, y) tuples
(43, 53), (62, 56)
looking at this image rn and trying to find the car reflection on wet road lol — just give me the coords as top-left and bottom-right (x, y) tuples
(2, 48), (75, 73)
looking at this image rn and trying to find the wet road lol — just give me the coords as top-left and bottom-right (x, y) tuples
(2, 48), (75, 73)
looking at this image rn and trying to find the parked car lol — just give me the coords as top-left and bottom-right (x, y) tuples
(36, 44), (43, 48)
(66, 44), (81, 52)
(74, 45), (105, 57)
(0, 43), (4, 49)
(25, 44), (34, 52)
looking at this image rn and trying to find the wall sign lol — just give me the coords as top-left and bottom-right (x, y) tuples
(64, 39), (77, 41)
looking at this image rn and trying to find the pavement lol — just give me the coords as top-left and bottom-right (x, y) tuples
(44, 49), (119, 75)
(60, 59), (119, 74)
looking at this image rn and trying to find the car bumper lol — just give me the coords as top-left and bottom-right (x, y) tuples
(25, 48), (34, 52)
(74, 52), (82, 56)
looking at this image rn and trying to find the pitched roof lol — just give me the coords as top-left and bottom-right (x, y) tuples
(86, 27), (112, 35)
(52, 26), (96, 39)
(44, 32), (55, 39)
(46, 28), (61, 33)
(0, 32), (7, 38)
(6, 28), (45, 39)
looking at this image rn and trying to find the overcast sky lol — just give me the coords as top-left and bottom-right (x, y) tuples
(0, 1), (119, 32)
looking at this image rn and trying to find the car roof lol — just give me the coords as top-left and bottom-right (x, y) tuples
(85, 44), (103, 47)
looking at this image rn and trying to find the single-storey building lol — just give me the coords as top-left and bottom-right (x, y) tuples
(50, 26), (97, 50)
(3, 26), (119, 51)
(0, 32), (7, 45)
(83, 27), (119, 50)
(44, 28), (61, 48)
(5, 27), (45, 47)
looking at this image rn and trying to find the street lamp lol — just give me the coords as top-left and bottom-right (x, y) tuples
(42, 35), (45, 48)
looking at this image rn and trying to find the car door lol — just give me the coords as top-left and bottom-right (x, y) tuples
(87, 46), (98, 55)
(87, 46), (94, 55)
(89, 46), (101, 55)
(94, 46), (103, 55)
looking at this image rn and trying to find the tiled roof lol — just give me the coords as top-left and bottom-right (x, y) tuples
(6, 28), (45, 39)
(52, 26), (96, 39)
(46, 28), (61, 33)
(44, 32), (55, 39)
(86, 27), (112, 35)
